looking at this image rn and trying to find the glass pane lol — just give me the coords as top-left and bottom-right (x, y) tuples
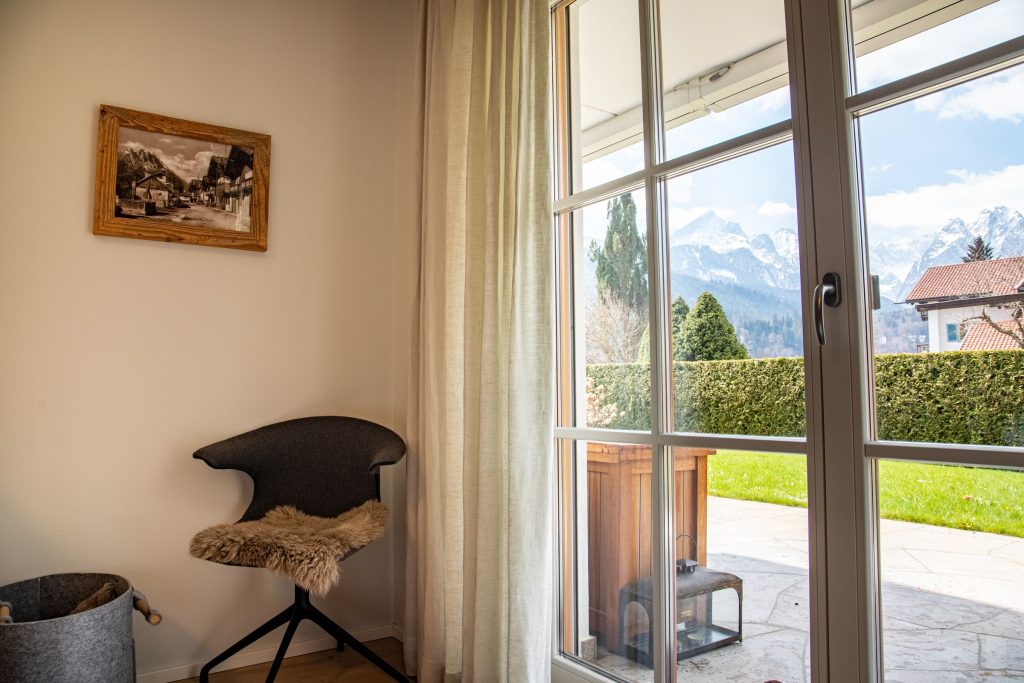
(682, 448), (810, 681)
(875, 459), (1024, 680)
(665, 143), (805, 437)
(570, 0), (645, 191)
(581, 446), (811, 681)
(852, 0), (1024, 93)
(859, 64), (1024, 447)
(660, 0), (790, 161)
(577, 190), (651, 431)
(564, 440), (658, 680)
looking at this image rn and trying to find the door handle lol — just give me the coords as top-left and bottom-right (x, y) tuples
(814, 272), (842, 346)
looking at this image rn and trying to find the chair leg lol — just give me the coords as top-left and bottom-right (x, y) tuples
(200, 587), (403, 683)
(199, 605), (293, 683)
(306, 602), (409, 682)
(264, 607), (303, 683)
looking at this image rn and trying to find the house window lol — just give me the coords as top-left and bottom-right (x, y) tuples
(946, 323), (959, 342)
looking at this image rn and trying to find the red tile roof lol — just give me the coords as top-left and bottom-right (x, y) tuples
(905, 256), (1024, 303)
(960, 320), (1023, 351)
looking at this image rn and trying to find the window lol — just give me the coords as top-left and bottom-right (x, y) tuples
(552, 1), (1024, 683)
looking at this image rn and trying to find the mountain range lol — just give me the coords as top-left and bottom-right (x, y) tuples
(888, 206), (1024, 300)
(586, 205), (1023, 357)
(116, 147), (186, 197)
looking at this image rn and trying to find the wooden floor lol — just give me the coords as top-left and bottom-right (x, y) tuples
(175, 638), (409, 682)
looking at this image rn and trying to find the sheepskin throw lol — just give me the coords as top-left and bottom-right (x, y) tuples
(190, 500), (388, 595)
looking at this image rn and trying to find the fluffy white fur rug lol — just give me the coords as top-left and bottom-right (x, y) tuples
(190, 500), (388, 595)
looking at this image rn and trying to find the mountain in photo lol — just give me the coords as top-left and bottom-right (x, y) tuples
(116, 146), (186, 197)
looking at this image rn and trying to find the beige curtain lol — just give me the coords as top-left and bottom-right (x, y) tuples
(402, 1), (553, 681)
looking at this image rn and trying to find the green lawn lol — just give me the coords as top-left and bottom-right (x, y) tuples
(707, 450), (1024, 538)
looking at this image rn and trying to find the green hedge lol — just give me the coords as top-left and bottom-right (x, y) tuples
(587, 350), (1024, 447)
(875, 351), (1024, 446)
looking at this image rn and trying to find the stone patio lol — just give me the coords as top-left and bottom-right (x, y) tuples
(594, 497), (1024, 682)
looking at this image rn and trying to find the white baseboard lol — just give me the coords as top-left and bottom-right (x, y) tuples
(137, 624), (397, 683)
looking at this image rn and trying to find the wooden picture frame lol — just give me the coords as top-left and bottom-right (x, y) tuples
(93, 105), (270, 251)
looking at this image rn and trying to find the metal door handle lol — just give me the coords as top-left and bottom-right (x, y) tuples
(814, 273), (842, 346)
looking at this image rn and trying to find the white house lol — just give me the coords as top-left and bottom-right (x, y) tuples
(904, 256), (1024, 352)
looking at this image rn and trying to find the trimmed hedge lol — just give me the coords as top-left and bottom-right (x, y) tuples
(875, 351), (1024, 446)
(587, 350), (1024, 446)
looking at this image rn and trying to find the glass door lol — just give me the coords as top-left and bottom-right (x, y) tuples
(552, 1), (1024, 682)
(848, 2), (1024, 681)
(552, 1), (815, 681)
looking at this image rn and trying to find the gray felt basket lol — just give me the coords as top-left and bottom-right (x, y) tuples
(0, 572), (159, 683)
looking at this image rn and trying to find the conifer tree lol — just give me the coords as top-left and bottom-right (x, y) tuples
(636, 295), (690, 362)
(962, 236), (994, 262)
(589, 193), (648, 313)
(680, 292), (749, 361)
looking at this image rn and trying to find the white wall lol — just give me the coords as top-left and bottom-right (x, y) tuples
(927, 305), (1016, 351)
(0, 1), (418, 680)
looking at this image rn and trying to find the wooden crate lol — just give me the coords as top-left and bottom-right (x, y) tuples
(586, 443), (712, 653)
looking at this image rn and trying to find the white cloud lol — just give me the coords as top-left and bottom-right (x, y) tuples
(914, 68), (1024, 123)
(856, 2), (1024, 90)
(668, 174), (693, 204)
(757, 87), (791, 113)
(868, 162), (891, 173)
(757, 200), (796, 216)
(865, 163), (1024, 233)
(158, 137), (173, 143)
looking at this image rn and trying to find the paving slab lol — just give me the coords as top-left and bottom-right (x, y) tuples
(883, 628), (979, 671)
(584, 498), (1024, 682)
(979, 634), (1024, 670)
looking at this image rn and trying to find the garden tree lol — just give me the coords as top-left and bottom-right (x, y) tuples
(680, 292), (749, 361)
(961, 248), (1024, 349)
(972, 306), (1024, 348)
(586, 292), (648, 363)
(588, 193), (648, 313)
(962, 236), (994, 262)
(636, 296), (690, 362)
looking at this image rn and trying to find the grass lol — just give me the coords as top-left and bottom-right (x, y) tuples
(707, 450), (1024, 538)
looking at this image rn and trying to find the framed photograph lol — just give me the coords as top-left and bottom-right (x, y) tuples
(93, 105), (271, 251)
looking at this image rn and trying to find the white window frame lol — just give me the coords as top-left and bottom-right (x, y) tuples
(550, 1), (1024, 682)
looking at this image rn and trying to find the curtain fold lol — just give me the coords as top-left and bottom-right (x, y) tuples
(403, 1), (553, 681)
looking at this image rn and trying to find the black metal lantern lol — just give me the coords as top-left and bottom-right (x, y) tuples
(618, 566), (743, 667)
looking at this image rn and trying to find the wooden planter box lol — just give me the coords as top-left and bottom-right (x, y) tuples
(586, 443), (712, 654)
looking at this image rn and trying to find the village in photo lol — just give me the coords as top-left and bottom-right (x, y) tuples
(115, 127), (254, 232)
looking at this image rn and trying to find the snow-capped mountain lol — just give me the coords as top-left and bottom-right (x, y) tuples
(584, 205), (1021, 357)
(669, 211), (800, 291)
(896, 206), (1024, 300)
(869, 236), (930, 299)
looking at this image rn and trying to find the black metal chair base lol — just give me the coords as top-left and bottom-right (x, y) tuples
(199, 585), (409, 683)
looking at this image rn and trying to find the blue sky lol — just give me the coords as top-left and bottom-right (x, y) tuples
(580, 0), (1024, 243)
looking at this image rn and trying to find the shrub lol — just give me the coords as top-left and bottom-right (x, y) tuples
(874, 351), (1024, 446)
(587, 350), (1024, 446)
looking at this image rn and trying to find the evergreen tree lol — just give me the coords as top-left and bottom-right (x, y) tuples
(589, 193), (648, 313)
(636, 296), (690, 363)
(962, 236), (994, 262)
(671, 296), (690, 360)
(680, 292), (749, 361)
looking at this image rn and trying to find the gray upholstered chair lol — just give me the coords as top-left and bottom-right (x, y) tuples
(189, 416), (407, 682)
